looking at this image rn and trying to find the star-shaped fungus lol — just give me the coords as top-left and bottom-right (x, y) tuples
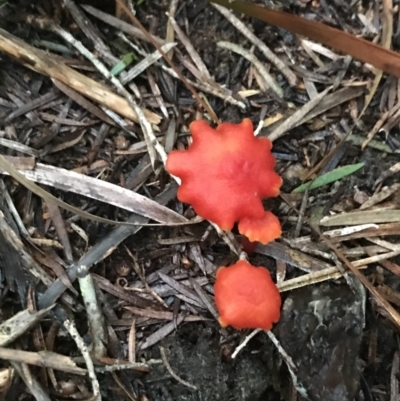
(214, 260), (281, 330)
(166, 119), (282, 243)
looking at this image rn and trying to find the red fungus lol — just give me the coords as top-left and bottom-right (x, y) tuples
(238, 210), (281, 244)
(214, 260), (281, 330)
(166, 119), (282, 241)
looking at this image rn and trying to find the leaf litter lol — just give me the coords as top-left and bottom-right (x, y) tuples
(0, 0), (399, 400)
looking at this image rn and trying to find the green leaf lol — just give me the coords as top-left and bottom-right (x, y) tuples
(292, 162), (365, 193)
(110, 52), (136, 76)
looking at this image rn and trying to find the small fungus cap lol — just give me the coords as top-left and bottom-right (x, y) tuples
(238, 210), (282, 244)
(166, 119), (282, 231)
(214, 260), (281, 330)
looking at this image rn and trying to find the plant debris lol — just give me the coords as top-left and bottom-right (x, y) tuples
(0, 0), (399, 400)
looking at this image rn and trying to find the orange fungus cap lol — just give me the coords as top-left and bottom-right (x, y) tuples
(166, 119), (282, 231)
(214, 260), (281, 330)
(238, 210), (282, 245)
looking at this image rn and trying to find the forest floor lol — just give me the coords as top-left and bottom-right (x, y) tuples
(0, 0), (399, 400)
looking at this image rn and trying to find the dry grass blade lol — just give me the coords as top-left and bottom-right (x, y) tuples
(0, 210), (52, 287)
(124, 306), (208, 322)
(0, 137), (38, 156)
(256, 242), (334, 273)
(231, 329), (262, 359)
(328, 223), (400, 242)
(165, 0), (179, 59)
(139, 316), (185, 351)
(158, 272), (204, 307)
(110, 371), (137, 401)
(32, 249), (77, 295)
(300, 39), (340, 61)
(120, 42), (177, 85)
(188, 243), (217, 274)
(167, 14), (211, 79)
(189, 276), (219, 320)
(320, 209), (400, 226)
(277, 265), (358, 292)
(125, 246), (168, 307)
(0, 161), (187, 225)
(376, 285), (400, 307)
(0, 308), (52, 347)
(93, 274), (160, 309)
(11, 362), (51, 401)
(290, 87), (364, 128)
(352, 249), (400, 268)
(390, 351), (399, 401)
(4, 90), (59, 122)
(267, 86), (332, 141)
(0, 155), (35, 169)
(0, 28), (161, 125)
(360, 183), (400, 210)
(0, 181), (29, 240)
(78, 274), (107, 360)
(361, 110), (390, 151)
(375, 161), (400, 187)
(185, 75), (246, 110)
(62, 318), (101, 400)
(52, 80), (116, 126)
(0, 348), (86, 375)
(95, 358), (155, 373)
(81, 4), (166, 45)
(46, 201), (73, 262)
